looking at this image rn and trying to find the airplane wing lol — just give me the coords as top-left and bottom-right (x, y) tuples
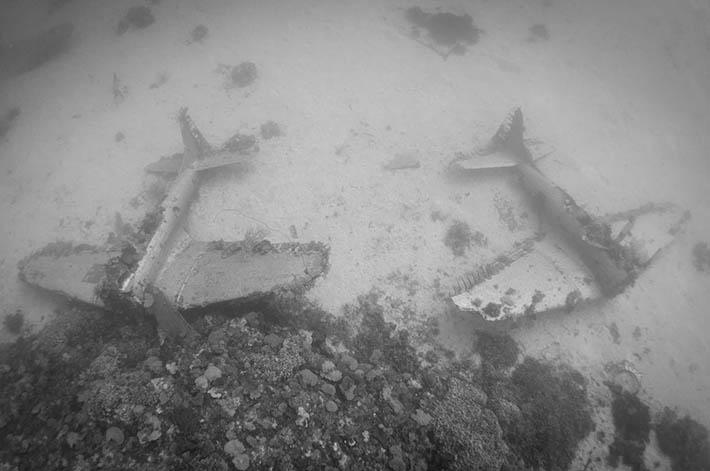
(451, 203), (688, 321)
(18, 239), (329, 310)
(18, 243), (124, 308)
(154, 239), (328, 309)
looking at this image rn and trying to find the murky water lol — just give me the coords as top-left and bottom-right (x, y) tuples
(1, 1), (709, 469)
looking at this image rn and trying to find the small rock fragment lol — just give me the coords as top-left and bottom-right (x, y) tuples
(143, 356), (163, 375)
(384, 152), (420, 171)
(204, 365), (222, 382)
(320, 383), (336, 396)
(233, 454), (250, 470)
(66, 431), (80, 448)
(366, 368), (383, 381)
(325, 400), (338, 413)
(224, 439), (246, 456)
(411, 408), (432, 426)
(105, 426), (124, 445)
(341, 354), (358, 371)
(195, 375), (209, 391)
(324, 369), (342, 382)
(389, 456), (406, 471)
(321, 360), (342, 382)
(264, 333), (283, 349)
(299, 369), (319, 387)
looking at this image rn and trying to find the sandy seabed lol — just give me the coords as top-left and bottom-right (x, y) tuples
(1, 0), (709, 459)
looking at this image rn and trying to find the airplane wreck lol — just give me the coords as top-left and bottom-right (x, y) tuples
(17, 107), (688, 333)
(449, 108), (688, 321)
(18, 109), (330, 339)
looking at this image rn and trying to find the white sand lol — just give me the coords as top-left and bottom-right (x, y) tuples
(1, 0), (709, 464)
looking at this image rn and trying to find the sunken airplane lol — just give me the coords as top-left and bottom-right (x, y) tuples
(17, 108), (686, 333)
(449, 108), (688, 321)
(18, 109), (329, 339)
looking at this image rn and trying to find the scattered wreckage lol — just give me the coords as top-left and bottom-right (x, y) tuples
(18, 109), (329, 339)
(449, 108), (688, 321)
(17, 107), (687, 333)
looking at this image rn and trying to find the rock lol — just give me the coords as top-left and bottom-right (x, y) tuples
(383, 386), (404, 414)
(411, 408), (432, 426)
(324, 369), (342, 382)
(66, 431), (80, 448)
(143, 356), (163, 375)
(321, 360), (343, 382)
(468, 386), (488, 406)
(325, 400), (338, 413)
(105, 426), (125, 445)
(321, 383), (336, 396)
(300, 369), (319, 387)
(490, 398), (521, 429)
(388, 456), (406, 471)
(366, 368), (383, 382)
(195, 375), (209, 391)
(204, 365), (222, 382)
(264, 333), (283, 349)
(207, 329), (227, 349)
(224, 439), (246, 455)
(341, 354), (359, 371)
(233, 454), (250, 470)
(166, 362), (178, 375)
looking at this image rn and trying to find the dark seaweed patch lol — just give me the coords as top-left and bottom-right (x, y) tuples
(405, 7), (481, 46)
(656, 408), (710, 471)
(607, 384), (651, 471)
(506, 358), (594, 470)
(476, 331), (519, 369)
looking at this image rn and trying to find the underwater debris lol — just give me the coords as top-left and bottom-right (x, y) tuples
(188, 24), (209, 43)
(383, 152), (421, 171)
(112, 73), (127, 104)
(229, 61), (258, 88)
(222, 132), (257, 154)
(444, 220), (474, 257)
(607, 383), (651, 471)
(528, 24), (550, 42)
(148, 71), (169, 89)
(260, 121), (281, 139)
(656, 408), (710, 471)
(117, 6), (155, 35)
